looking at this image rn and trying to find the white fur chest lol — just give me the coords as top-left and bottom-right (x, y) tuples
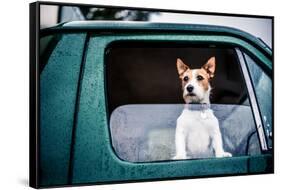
(176, 108), (219, 158)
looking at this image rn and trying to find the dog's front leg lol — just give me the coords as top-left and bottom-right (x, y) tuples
(173, 125), (188, 160)
(211, 129), (232, 158)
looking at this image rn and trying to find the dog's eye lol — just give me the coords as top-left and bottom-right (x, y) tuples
(197, 75), (204, 81)
(183, 76), (189, 81)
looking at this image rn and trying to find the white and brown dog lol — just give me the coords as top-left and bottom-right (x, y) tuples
(173, 57), (232, 160)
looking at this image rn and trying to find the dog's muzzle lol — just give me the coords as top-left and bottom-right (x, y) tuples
(186, 85), (194, 93)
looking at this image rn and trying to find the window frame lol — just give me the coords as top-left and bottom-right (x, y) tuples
(103, 35), (271, 157)
(105, 43), (266, 162)
(240, 50), (273, 150)
(235, 48), (269, 152)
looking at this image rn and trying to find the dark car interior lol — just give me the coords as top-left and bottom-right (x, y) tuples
(106, 42), (249, 114)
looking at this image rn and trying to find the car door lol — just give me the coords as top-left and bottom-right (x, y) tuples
(70, 31), (273, 185)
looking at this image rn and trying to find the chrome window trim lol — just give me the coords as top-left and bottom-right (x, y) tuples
(235, 48), (268, 151)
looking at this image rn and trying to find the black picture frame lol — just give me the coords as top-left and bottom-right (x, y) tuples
(30, 1), (274, 188)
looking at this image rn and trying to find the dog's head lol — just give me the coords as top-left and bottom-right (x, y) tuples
(176, 57), (216, 104)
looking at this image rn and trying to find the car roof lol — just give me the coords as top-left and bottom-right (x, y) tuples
(43, 21), (272, 56)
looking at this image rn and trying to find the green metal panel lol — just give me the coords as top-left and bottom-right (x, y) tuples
(71, 33), (272, 184)
(40, 33), (86, 186)
(44, 21), (272, 57)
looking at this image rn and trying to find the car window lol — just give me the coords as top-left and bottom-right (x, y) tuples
(106, 42), (261, 162)
(243, 53), (272, 148)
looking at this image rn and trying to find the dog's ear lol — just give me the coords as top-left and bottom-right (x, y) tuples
(202, 56), (216, 79)
(176, 58), (189, 76)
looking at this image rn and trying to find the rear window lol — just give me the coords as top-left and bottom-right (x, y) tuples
(106, 42), (260, 162)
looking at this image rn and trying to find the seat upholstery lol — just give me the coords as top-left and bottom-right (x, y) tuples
(110, 104), (261, 162)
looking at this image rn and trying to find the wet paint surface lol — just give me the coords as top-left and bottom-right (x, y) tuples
(40, 33), (86, 186)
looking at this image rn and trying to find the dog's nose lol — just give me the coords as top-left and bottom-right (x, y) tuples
(186, 85), (194, 93)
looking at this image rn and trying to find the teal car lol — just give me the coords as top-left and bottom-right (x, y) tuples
(32, 20), (273, 188)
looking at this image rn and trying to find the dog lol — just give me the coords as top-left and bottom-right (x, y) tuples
(173, 57), (232, 160)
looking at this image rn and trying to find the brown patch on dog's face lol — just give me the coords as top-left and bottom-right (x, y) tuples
(180, 70), (192, 89)
(202, 56), (216, 79)
(196, 69), (210, 91)
(176, 57), (216, 103)
(176, 57), (216, 90)
(176, 58), (192, 90)
(176, 58), (189, 76)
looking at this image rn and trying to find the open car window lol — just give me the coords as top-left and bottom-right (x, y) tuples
(106, 43), (261, 162)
